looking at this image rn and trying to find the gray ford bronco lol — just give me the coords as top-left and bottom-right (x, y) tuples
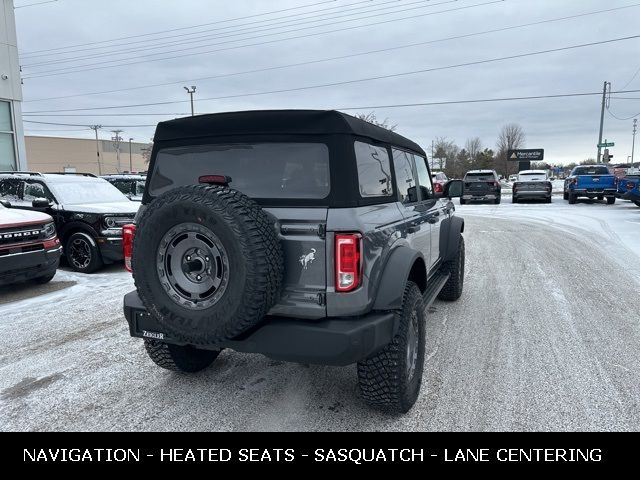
(123, 110), (465, 413)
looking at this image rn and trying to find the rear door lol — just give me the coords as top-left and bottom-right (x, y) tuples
(392, 148), (429, 261)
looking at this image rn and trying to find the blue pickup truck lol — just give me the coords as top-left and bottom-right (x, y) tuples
(617, 174), (640, 207)
(563, 165), (617, 205)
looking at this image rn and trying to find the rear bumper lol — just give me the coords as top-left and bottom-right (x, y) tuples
(462, 193), (499, 200)
(0, 246), (62, 285)
(513, 190), (550, 198)
(571, 188), (616, 196)
(123, 291), (395, 366)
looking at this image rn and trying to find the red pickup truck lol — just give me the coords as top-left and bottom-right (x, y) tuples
(0, 200), (62, 286)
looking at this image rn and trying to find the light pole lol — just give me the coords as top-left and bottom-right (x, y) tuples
(632, 118), (637, 164)
(129, 138), (134, 172)
(597, 81), (611, 163)
(111, 130), (123, 173)
(184, 86), (196, 116)
(90, 125), (103, 175)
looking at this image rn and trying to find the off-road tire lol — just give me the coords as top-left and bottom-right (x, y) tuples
(438, 235), (465, 301)
(606, 196), (616, 205)
(634, 201), (640, 207)
(357, 281), (425, 414)
(563, 191), (568, 200)
(144, 339), (220, 373)
(65, 232), (103, 273)
(568, 193), (577, 204)
(133, 184), (284, 345)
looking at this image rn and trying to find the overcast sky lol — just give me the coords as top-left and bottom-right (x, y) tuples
(12, 0), (640, 164)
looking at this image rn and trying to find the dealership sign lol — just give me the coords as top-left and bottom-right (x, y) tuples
(508, 149), (544, 161)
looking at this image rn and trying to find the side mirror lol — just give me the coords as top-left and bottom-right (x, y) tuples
(32, 198), (51, 209)
(443, 180), (463, 198)
(0, 199), (11, 208)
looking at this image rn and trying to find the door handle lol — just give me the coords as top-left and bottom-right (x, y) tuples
(428, 216), (439, 224)
(407, 225), (420, 234)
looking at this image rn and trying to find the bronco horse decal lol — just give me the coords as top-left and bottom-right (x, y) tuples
(299, 248), (316, 270)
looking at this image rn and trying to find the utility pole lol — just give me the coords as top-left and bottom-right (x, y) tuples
(632, 118), (637, 164)
(597, 81), (611, 163)
(129, 138), (134, 172)
(184, 86), (196, 116)
(90, 125), (103, 175)
(111, 130), (123, 173)
(431, 140), (434, 170)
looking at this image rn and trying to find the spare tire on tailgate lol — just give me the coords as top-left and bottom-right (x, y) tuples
(132, 184), (284, 345)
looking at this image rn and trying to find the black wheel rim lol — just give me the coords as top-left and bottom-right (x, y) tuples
(69, 238), (92, 269)
(157, 222), (230, 310)
(406, 312), (419, 381)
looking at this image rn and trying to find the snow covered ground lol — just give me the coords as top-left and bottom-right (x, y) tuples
(0, 198), (639, 431)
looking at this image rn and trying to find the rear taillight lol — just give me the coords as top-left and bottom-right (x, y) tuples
(335, 233), (362, 293)
(123, 224), (136, 272)
(434, 182), (443, 193)
(627, 182), (635, 191)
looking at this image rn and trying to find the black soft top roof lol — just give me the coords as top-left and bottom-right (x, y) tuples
(153, 109), (426, 156)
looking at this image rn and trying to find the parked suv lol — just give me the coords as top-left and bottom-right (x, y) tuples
(430, 171), (449, 195)
(0, 200), (62, 285)
(102, 174), (146, 202)
(461, 169), (501, 204)
(0, 172), (139, 273)
(123, 110), (466, 413)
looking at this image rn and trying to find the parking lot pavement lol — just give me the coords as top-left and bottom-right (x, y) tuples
(1, 200), (639, 431)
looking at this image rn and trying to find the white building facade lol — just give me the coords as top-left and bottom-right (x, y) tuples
(0, 0), (26, 171)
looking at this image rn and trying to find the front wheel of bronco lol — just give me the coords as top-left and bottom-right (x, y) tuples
(438, 235), (465, 301)
(357, 281), (425, 414)
(144, 339), (220, 373)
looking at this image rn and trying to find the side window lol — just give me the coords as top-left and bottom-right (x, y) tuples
(392, 149), (418, 204)
(23, 181), (53, 202)
(413, 155), (433, 200)
(0, 179), (20, 200)
(354, 141), (393, 198)
(112, 180), (131, 195)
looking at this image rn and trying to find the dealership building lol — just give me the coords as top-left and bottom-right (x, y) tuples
(25, 135), (151, 175)
(1, 0), (26, 172)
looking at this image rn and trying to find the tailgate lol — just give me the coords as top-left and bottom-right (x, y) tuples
(577, 175), (615, 188)
(464, 181), (496, 194)
(264, 207), (327, 319)
(516, 181), (549, 192)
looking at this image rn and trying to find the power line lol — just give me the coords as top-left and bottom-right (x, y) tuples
(22, 0), (501, 78)
(19, 0), (340, 55)
(24, 35), (640, 114)
(24, 3), (639, 104)
(619, 64), (640, 91)
(14, 0), (58, 9)
(606, 108), (640, 121)
(20, 0), (399, 61)
(21, 89), (640, 128)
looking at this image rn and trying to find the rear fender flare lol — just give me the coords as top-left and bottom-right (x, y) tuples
(440, 215), (464, 262)
(373, 246), (425, 311)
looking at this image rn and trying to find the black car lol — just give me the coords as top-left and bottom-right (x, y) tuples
(101, 174), (146, 202)
(0, 172), (139, 273)
(460, 169), (502, 204)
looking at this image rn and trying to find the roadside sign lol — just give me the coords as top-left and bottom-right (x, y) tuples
(508, 149), (544, 161)
(598, 142), (615, 148)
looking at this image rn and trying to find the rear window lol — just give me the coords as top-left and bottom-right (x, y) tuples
(573, 166), (610, 175)
(149, 143), (330, 199)
(465, 172), (494, 181)
(354, 141), (393, 198)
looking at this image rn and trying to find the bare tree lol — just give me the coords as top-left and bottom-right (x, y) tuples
(141, 139), (153, 164)
(496, 123), (526, 178)
(465, 137), (482, 168)
(354, 111), (397, 131)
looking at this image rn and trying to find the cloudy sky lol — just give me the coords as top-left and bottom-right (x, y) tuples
(13, 0), (640, 164)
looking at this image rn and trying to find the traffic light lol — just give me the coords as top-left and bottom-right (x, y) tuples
(603, 149), (613, 162)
